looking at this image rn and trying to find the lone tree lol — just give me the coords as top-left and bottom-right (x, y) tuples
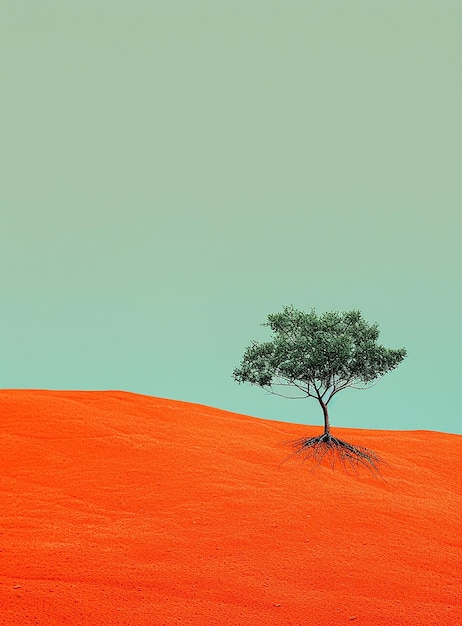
(233, 306), (407, 475)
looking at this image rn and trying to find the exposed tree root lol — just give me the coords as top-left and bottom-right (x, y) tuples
(283, 432), (386, 478)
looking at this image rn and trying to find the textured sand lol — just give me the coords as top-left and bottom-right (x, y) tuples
(1, 390), (461, 625)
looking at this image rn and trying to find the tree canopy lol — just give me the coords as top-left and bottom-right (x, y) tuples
(233, 306), (406, 404)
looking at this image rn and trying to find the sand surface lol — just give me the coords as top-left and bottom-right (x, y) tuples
(1, 389), (461, 625)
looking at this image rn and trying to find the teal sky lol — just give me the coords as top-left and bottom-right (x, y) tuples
(2, 2), (461, 433)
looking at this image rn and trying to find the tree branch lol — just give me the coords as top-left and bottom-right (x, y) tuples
(265, 386), (310, 400)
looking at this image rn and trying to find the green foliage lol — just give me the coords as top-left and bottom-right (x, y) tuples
(233, 306), (406, 404)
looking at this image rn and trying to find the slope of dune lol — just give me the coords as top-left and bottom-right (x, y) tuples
(1, 389), (461, 625)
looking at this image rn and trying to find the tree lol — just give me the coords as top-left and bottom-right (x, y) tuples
(233, 306), (407, 475)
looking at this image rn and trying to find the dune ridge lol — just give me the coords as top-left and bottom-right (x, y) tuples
(1, 389), (461, 625)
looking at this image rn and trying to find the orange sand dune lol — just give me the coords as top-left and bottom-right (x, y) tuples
(1, 390), (461, 625)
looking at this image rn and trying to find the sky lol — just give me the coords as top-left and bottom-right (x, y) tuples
(1, 2), (461, 434)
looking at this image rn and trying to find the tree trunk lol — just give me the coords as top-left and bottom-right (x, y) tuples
(320, 400), (330, 435)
